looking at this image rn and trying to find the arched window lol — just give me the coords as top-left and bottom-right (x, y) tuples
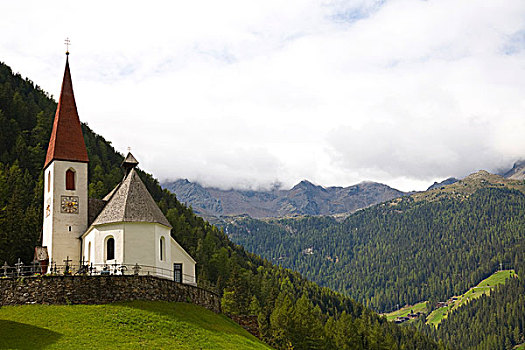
(160, 236), (165, 261)
(47, 171), (51, 193)
(106, 237), (115, 261)
(87, 242), (91, 262)
(66, 169), (75, 190)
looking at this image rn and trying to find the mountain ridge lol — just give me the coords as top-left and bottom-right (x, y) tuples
(163, 178), (406, 218)
(502, 159), (525, 180)
(165, 160), (524, 220)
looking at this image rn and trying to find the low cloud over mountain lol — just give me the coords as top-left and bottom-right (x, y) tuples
(163, 178), (405, 218)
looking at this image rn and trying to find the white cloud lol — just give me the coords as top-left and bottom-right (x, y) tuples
(1, 0), (524, 192)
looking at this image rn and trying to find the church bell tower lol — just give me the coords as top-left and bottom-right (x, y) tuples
(42, 52), (89, 267)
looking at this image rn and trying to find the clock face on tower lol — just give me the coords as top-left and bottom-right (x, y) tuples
(61, 196), (79, 214)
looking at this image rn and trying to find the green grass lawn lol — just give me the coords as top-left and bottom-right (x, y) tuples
(426, 305), (451, 326)
(426, 270), (517, 327)
(383, 301), (428, 322)
(0, 301), (271, 349)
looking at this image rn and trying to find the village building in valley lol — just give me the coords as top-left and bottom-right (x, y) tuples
(40, 52), (196, 284)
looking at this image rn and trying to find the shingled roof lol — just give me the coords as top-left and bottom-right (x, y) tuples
(91, 167), (171, 228)
(44, 54), (89, 169)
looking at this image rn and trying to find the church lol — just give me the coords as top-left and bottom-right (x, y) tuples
(41, 52), (196, 284)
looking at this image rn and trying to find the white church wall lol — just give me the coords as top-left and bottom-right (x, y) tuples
(122, 222), (156, 267)
(154, 224), (173, 279)
(123, 223), (196, 283)
(82, 232), (94, 263)
(82, 224), (124, 266)
(170, 237), (196, 285)
(82, 222), (195, 283)
(43, 161), (88, 266)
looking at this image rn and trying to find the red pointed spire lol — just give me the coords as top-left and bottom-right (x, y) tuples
(44, 54), (89, 169)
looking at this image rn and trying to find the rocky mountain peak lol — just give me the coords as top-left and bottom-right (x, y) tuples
(426, 177), (458, 191)
(163, 178), (406, 218)
(503, 160), (525, 180)
(291, 180), (319, 190)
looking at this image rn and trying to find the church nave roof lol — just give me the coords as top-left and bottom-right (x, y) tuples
(91, 155), (171, 228)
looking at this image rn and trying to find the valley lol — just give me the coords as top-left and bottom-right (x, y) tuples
(225, 172), (525, 312)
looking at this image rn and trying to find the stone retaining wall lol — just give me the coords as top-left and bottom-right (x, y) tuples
(0, 275), (220, 313)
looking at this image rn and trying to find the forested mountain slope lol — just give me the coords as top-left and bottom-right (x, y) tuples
(0, 61), (439, 349)
(226, 173), (525, 313)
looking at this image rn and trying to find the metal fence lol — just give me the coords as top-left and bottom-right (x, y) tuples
(0, 259), (196, 285)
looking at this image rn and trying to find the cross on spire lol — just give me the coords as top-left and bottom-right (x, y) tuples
(64, 37), (71, 55)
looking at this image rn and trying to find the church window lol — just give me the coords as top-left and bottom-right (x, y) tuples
(160, 236), (165, 261)
(66, 169), (75, 190)
(68, 226), (72, 232)
(88, 242), (91, 262)
(106, 237), (115, 261)
(47, 171), (51, 192)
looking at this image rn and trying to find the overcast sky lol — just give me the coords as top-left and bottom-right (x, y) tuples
(1, 0), (524, 191)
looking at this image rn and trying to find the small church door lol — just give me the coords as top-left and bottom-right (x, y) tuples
(173, 263), (182, 283)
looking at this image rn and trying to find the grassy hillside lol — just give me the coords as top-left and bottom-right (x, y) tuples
(383, 301), (428, 322)
(0, 301), (270, 349)
(384, 270), (517, 327)
(426, 270), (517, 327)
